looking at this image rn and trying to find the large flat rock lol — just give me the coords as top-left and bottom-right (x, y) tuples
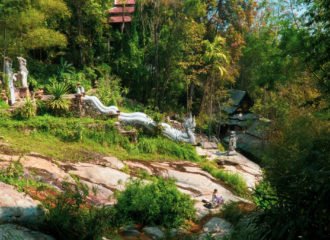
(196, 148), (262, 189)
(69, 163), (131, 191)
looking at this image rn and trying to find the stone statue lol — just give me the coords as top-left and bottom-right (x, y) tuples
(227, 131), (238, 155)
(4, 57), (16, 105)
(16, 57), (29, 88)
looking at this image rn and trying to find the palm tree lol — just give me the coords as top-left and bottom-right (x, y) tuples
(202, 36), (230, 138)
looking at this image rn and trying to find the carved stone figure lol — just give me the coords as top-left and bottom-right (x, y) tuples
(83, 95), (120, 114)
(4, 57), (16, 105)
(119, 111), (196, 144)
(227, 131), (238, 155)
(17, 57), (29, 88)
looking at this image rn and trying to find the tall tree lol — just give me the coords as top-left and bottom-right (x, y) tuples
(0, 0), (70, 57)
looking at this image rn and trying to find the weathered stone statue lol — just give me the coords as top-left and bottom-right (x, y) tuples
(4, 57), (16, 105)
(16, 57), (29, 88)
(227, 131), (238, 156)
(13, 57), (29, 98)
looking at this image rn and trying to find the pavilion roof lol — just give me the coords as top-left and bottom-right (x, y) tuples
(108, 15), (132, 23)
(114, 0), (135, 5)
(108, 6), (135, 14)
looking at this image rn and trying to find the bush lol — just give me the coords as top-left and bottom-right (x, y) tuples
(12, 98), (37, 119)
(46, 81), (70, 115)
(95, 75), (126, 106)
(114, 178), (195, 227)
(42, 181), (115, 240)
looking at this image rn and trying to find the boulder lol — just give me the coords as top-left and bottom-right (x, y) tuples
(0, 224), (54, 240)
(0, 182), (43, 224)
(203, 217), (232, 235)
(103, 156), (125, 170)
(143, 226), (165, 239)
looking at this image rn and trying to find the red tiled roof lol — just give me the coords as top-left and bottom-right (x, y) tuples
(108, 6), (135, 14)
(109, 15), (132, 23)
(114, 0), (135, 5)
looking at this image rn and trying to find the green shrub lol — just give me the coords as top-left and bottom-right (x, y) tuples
(95, 75), (126, 106)
(0, 160), (48, 192)
(226, 212), (265, 240)
(201, 162), (248, 197)
(12, 98), (37, 120)
(46, 81), (70, 115)
(43, 181), (115, 240)
(114, 178), (195, 227)
(253, 181), (278, 210)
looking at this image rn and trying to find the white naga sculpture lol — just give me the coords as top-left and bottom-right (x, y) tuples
(16, 57), (29, 88)
(83, 96), (120, 114)
(4, 57), (16, 105)
(119, 112), (196, 144)
(82, 95), (196, 144)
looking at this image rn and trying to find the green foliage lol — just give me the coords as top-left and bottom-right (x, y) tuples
(136, 137), (201, 161)
(0, 100), (9, 109)
(201, 162), (248, 197)
(46, 81), (70, 115)
(226, 212), (265, 240)
(12, 98), (37, 120)
(95, 75), (126, 106)
(244, 115), (330, 239)
(23, 28), (67, 49)
(0, 115), (200, 162)
(253, 180), (278, 210)
(0, 160), (48, 192)
(0, 0), (69, 56)
(42, 181), (115, 240)
(114, 178), (195, 227)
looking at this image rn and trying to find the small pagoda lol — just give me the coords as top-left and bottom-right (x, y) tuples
(108, 0), (136, 31)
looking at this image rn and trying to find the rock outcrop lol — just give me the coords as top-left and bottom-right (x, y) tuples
(0, 224), (54, 240)
(0, 182), (43, 224)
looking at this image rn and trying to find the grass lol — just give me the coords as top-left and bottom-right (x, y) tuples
(0, 114), (249, 197)
(0, 115), (201, 162)
(200, 161), (249, 197)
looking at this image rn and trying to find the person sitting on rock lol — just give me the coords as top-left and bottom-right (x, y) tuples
(211, 189), (224, 208)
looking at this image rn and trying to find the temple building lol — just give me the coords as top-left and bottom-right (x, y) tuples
(108, 0), (136, 31)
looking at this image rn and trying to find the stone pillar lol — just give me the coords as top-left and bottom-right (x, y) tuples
(75, 94), (83, 116)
